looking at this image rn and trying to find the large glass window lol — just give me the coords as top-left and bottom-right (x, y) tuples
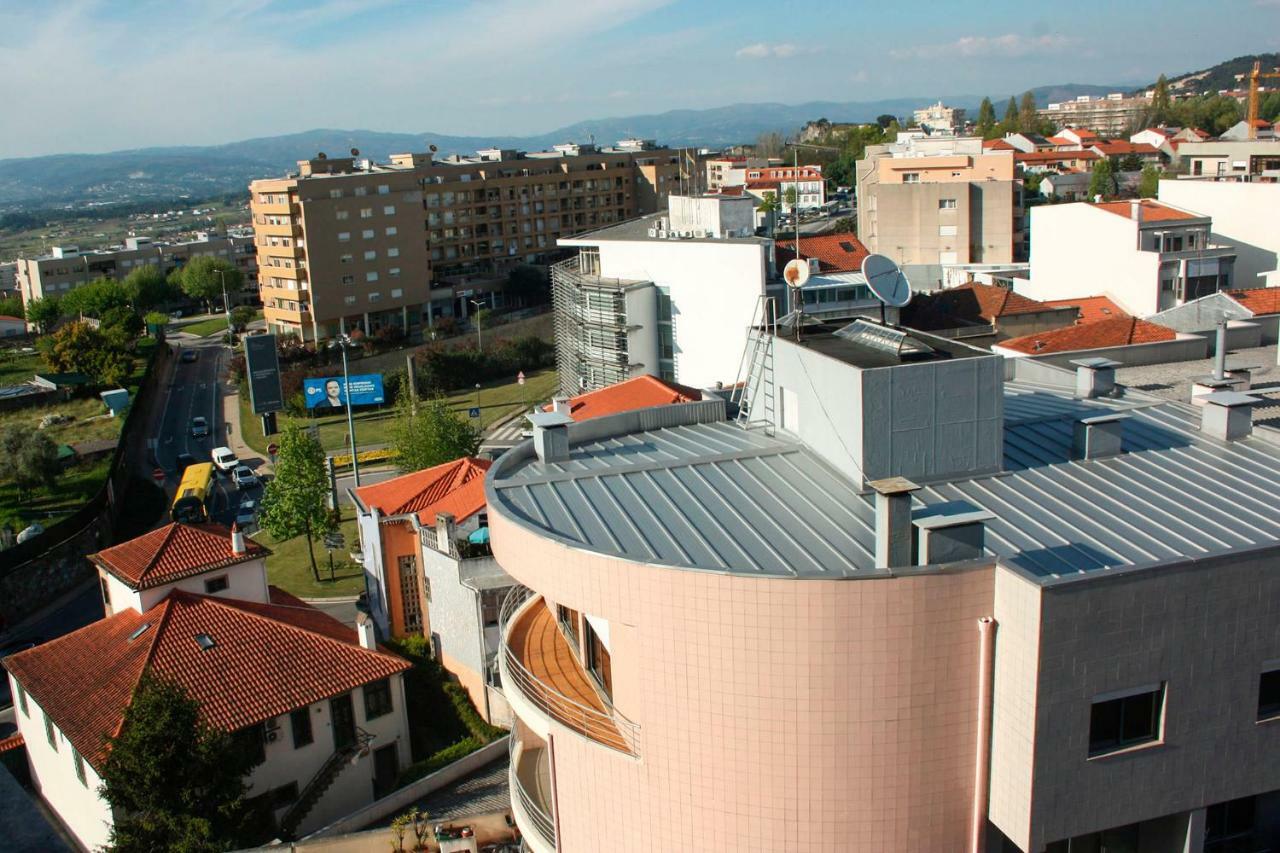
(584, 619), (612, 700)
(1258, 668), (1280, 721)
(364, 678), (394, 720)
(1088, 684), (1164, 756)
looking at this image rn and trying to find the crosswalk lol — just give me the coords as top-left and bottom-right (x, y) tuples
(482, 412), (532, 449)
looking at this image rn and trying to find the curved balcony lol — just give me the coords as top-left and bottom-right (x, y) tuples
(499, 587), (640, 756)
(510, 730), (556, 853)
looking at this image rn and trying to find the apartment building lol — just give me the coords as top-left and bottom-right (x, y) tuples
(1039, 93), (1152, 136)
(0, 261), (16, 296)
(1176, 139), (1280, 180)
(487, 317), (1280, 852)
(914, 100), (967, 134)
(15, 232), (258, 306)
(249, 141), (683, 343)
(1024, 198), (1237, 315)
(856, 132), (1020, 266)
(1158, 180), (1280, 286)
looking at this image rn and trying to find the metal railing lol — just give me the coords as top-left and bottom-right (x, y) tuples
(499, 586), (641, 756)
(509, 733), (557, 850)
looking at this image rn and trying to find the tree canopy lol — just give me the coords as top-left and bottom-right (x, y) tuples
(1088, 158), (1116, 201)
(25, 296), (60, 334)
(0, 426), (59, 500)
(60, 277), (131, 319)
(174, 256), (243, 311)
(0, 295), (24, 320)
(392, 395), (480, 475)
(976, 97), (997, 139)
(123, 265), (175, 311)
(38, 320), (134, 386)
(1138, 164), (1162, 198)
(258, 423), (332, 581)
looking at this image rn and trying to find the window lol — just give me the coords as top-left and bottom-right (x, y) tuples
(377, 184), (390, 195)
(335, 209), (349, 220)
(389, 269), (401, 279)
(1089, 684), (1164, 756)
(391, 288), (403, 298)
(338, 232), (351, 242)
(16, 681), (28, 716)
(363, 250), (377, 261)
(341, 275), (354, 285)
(360, 207), (373, 219)
(73, 750), (86, 786)
(204, 575), (229, 594)
(398, 555), (421, 633)
(385, 226), (398, 237)
(344, 295), (356, 305)
(354, 186), (368, 197)
(340, 253), (353, 264)
(557, 605), (579, 647)
(366, 271), (379, 282)
(1206, 796), (1257, 853)
(387, 247), (400, 258)
(1258, 667), (1280, 721)
(585, 619), (612, 699)
(364, 678), (393, 720)
(45, 714), (58, 751)
(369, 291), (382, 302)
(938, 198), (957, 209)
(902, 172), (920, 184)
(329, 189), (343, 199)
(383, 205), (395, 215)
(290, 707), (313, 748)
(362, 229), (374, 239)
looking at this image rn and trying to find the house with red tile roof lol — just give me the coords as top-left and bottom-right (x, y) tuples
(1040, 295), (1128, 325)
(547, 374), (702, 421)
(994, 316), (1179, 357)
(1088, 140), (1163, 166)
(1014, 149), (1100, 174)
(774, 232), (870, 274)
(741, 164), (825, 210)
(1058, 128), (1100, 146)
(902, 282), (1081, 341)
(2, 524), (413, 848)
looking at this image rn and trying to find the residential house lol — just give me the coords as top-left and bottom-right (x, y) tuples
(1219, 119), (1276, 141)
(1176, 139), (1280, 180)
(1014, 150), (1100, 175)
(1003, 133), (1054, 154)
(1088, 140), (1163, 167)
(1158, 180), (1280, 286)
(742, 165), (825, 211)
(901, 282), (1080, 341)
(993, 315), (1178, 357)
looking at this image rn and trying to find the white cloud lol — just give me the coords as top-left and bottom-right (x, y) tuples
(735, 42), (810, 60)
(890, 33), (1075, 61)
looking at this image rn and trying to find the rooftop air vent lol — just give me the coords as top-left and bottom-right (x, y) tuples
(128, 623), (152, 642)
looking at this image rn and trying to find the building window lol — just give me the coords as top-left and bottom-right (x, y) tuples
(398, 555), (421, 633)
(383, 205), (395, 215)
(557, 605), (579, 647)
(902, 172), (921, 183)
(1258, 668), (1280, 721)
(584, 619), (612, 700)
(377, 184), (390, 195)
(385, 227), (398, 237)
(204, 575), (229, 594)
(341, 275), (354, 285)
(363, 250), (377, 261)
(369, 291), (382, 302)
(340, 254), (353, 264)
(362, 229), (374, 239)
(578, 247), (601, 276)
(329, 189), (343, 199)
(363, 678), (393, 720)
(338, 232), (350, 242)
(290, 707), (313, 749)
(45, 714), (57, 751)
(360, 208), (373, 219)
(939, 199), (957, 209)
(354, 186), (368, 197)
(73, 750), (86, 786)
(1206, 796), (1256, 852)
(391, 287), (403, 298)
(389, 269), (401, 279)
(1089, 684), (1164, 756)
(335, 210), (349, 220)
(387, 247), (400, 258)
(16, 681), (28, 717)
(480, 588), (505, 627)
(344, 295), (356, 305)
(366, 272), (379, 282)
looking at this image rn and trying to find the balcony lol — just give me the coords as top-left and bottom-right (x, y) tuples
(499, 587), (639, 756)
(510, 730), (556, 852)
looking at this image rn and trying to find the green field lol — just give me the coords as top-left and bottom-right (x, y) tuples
(237, 367), (559, 456)
(0, 200), (249, 259)
(252, 512), (365, 598)
(172, 309), (261, 338)
(0, 457), (112, 531)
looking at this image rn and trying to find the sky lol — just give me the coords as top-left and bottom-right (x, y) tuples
(1, 0), (1278, 159)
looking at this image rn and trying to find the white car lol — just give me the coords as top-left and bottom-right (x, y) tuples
(211, 446), (238, 473)
(231, 465), (259, 489)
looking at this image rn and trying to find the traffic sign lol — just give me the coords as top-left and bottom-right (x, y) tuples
(267, 442), (279, 456)
(151, 467), (165, 484)
(468, 407), (481, 418)
(517, 371), (525, 385)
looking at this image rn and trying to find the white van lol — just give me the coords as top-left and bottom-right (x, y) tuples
(212, 446), (239, 473)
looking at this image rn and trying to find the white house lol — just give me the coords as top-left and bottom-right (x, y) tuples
(1021, 198), (1237, 316)
(1157, 179), (1280, 288)
(3, 522), (412, 849)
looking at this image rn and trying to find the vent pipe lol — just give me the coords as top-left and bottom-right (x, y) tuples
(1071, 357), (1121, 399)
(527, 410), (574, 464)
(1072, 413), (1128, 460)
(1213, 320), (1228, 382)
(1200, 390), (1258, 441)
(868, 477), (921, 569)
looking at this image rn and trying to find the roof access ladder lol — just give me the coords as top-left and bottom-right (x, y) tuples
(732, 295), (778, 435)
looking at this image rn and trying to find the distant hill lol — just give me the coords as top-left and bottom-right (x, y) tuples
(0, 84), (1123, 210)
(1140, 52), (1280, 96)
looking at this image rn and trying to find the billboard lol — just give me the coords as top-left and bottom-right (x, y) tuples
(304, 374), (385, 410)
(244, 334), (284, 415)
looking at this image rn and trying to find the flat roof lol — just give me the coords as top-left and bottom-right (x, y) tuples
(488, 379), (1280, 584)
(558, 213), (769, 247)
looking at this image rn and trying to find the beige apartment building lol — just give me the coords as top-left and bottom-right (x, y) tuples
(856, 132), (1019, 267)
(1039, 93), (1152, 136)
(249, 141), (682, 342)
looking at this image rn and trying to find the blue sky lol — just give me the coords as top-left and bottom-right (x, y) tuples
(0, 0), (1277, 158)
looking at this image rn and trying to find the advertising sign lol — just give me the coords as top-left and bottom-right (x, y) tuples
(244, 334), (284, 415)
(304, 374), (385, 410)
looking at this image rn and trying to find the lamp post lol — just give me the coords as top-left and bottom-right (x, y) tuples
(216, 269), (234, 342)
(329, 334), (361, 487)
(469, 298), (485, 352)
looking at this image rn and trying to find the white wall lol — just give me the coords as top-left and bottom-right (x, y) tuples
(356, 508), (389, 636)
(100, 559), (271, 615)
(1158, 180), (1280, 287)
(597, 239), (767, 387)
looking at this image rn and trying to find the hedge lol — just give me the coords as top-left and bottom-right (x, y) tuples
(331, 448), (398, 469)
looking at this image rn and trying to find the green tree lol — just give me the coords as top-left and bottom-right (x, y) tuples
(392, 396), (480, 475)
(229, 306), (256, 332)
(0, 295), (23, 320)
(175, 256), (242, 313)
(1118, 153), (1144, 173)
(100, 674), (266, 853)
(1088, 157), (1116, 200)
(757, 191), (780, 213)
(38, 320), (134, 385)
(783, 185), (798, 210)
(1150, 73), (1172, 124)
(832, 216), (857, 233)
(100, 305), (145, 347)
(61, 277), (131, 319)
(875, 114), (896, 129)
(1001, 97), (1019, 134)
(1138, 164), (1162, 198)
(259, 423), (332, 581)
(0, 426), (60, 499)
(1018, 91), (1039, 133)
(123, 265), (174, 311)
(976, 97), (997, 139)
(25, 296), (61, 335)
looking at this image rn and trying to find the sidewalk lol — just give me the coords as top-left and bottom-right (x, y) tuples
(221, 380), (271, 472)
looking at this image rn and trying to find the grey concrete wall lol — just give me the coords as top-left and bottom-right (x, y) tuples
(421, 547), (487, 680)
(1015, 335), (1209, 370)
(768, 336), (865, 482)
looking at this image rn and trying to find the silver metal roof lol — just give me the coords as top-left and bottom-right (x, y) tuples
(488, 381), (1280, 585)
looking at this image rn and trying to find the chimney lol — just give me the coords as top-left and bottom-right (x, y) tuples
(1200, 390), (1257, 441)
(1130, 199), (1142, 222)
(230, 523), (245, 555)
(355, 610), (377, 650)
(868, 477), (921, 569)
(1071, 357), (1121, 399)
(1213, 320), (1228, 382)
(1072, 413), (1128, 460)
(912, 502), (994, 565)
(552, 396), (572, 416)
(527, 411), (573, 464)
(435, 512), (456, 553)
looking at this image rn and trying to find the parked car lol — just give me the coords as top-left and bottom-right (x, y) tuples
(190, 416), (209, 438)
(231, 465), (258, 489)
(181, 349), (198, 363)
(235, 498), (258, 528)
(211, 446), (238, 473)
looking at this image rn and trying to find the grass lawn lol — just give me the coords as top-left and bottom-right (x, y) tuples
(0, 348), (44, 386)
(0, 458), (112, 530)
(252, 511), (366, 599)
(173, 310), (261, 338)
(237, 368), (559, 456)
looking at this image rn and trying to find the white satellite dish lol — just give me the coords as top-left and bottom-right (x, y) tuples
(782, 258), (810, 289)
(861, 253), (913, 308)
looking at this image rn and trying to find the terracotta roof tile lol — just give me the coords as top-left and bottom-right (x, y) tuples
(983, 139), (1016, 151)
(1226, 287), (1280, 316)
(0, 733), (24, 753)
(1090, 141), (1160, 156)
(1092, 199), (1199, 222)
(92, 523), (268, 590)
(1040, 295), (1129, 324)
(551, 375), (702, 421)
(353, 457), (490, 525)
(1, 587), (408, 769)
(774, 232), (871, 274)
(1000, 317), (1176, 355)
(1014, 150), (1099, 163)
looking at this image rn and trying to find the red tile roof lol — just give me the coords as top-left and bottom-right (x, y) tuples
(1045, 135), (1075, 146)
(91, 523), (268, 591)
(1014, 150), (1099, 164)
(1040, 295), (1129, 324)
(775, 232), (870, 274)
(983, 139), (1016, 151)
(1064, 128), (1100, 140)
(353, 457), (490, 525)
(1226, 287), (1280, 316)
(1092, 199), (1200, 222)
(949, 283), (1054, 320)
(551, 375), (702, 421)
(0, 315), (23, 323)
(1, 588), (408, 769)
(1000, 317), (1176, 355)
(1090, 141), (1160, 156)
(0, 733), (23, 753)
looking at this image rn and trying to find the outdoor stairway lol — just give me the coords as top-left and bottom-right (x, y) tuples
(278, 728), (374, 839)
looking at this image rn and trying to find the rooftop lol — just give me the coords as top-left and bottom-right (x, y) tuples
(91, 522), (268, 591)
(1226, 287), (1280, 316)
(790, 320), (990, 369)
(558, 211), (767, 247)
(1092, 199), (1203, 223)
(998, 316), (1177, 355)
(775, 232), (870, 274)
(549, 376), (702, 421)
(353, 457), (491, 525)
(1040, 295), (1129, 324)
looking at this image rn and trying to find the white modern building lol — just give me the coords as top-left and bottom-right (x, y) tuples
(1157, 180), (1280, 287)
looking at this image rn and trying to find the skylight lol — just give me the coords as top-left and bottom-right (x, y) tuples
(195, 633), (216, 651)
(128, 623), (151, 642)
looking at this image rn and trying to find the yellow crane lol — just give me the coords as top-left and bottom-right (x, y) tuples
(1247, 60), (1280, 139)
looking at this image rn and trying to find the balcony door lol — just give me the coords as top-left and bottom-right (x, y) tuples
(331, 693), (356, 751)
(583, 620), (613, 701)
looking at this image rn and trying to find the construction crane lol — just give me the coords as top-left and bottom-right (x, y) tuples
(1247, 60), (1280, 139)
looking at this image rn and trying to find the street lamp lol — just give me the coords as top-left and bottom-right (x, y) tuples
(328, 334), (361, 487)
(469, 298), (486, 352)
(216, 269), (234, 343)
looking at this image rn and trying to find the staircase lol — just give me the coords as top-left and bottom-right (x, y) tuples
(732, 295), (779, 434)
(278, 728), (375, 839)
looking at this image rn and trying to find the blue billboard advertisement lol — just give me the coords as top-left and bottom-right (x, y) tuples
(304, 374), (385, 410)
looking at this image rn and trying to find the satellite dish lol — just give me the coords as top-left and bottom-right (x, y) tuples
(317, 151), (327, 160)
(861, 253), (912, 308)
(350, 147), (360, 157)
(429, 144), (438, 153)
(782, 258), (810, 289)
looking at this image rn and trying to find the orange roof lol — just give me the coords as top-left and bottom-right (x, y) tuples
(1000, 317), (1176, 355)
(1065, 128), (1100, 140)
(1045, 135), (1075, 146)
(0, 315), (23, 323)
(551, 375), (702, 421)
(775, 231), (870, 273)
(1226, 287), (1280, 316)
(0, 733), (23, 753)
(1040, 295), (1129, 324)
(353, 457), (490, 525)
(983, 139), (1016, 151)
(92, 523), (268, 591)
(1, 587), (409, 769)
(1092, 199), (1200, 222)
(949, 283), (1055, 320)
(1091, 141), (1160, 156)
(1015, 150), (1099, 163)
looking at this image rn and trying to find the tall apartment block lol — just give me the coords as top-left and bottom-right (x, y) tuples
(248, 141), (682, 342)
(487, 317), (1280, 852)
(14, 232), (257, 306)
(856, 132), (1020, 270)
(1039, 93), (1153, 136)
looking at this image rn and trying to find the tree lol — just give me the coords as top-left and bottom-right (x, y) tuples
(100, 674), (266, 853)
(1002, 97), (1019, 132)
(832, 216), (857, 233)
(0, 426), (59, 500)
(757, 191), (780, 214)
(60, 277), (131, 319)
(230, 306), (256, 332)
(259, 423), (332, 581)
(754, 131), (785, 159)
(1150, 74), (1172, 125)
(875, 114), (896, 129)
(123, 265), (174, 311)
(1018, 91), (1039, 133)
(505, 264), (551, 306)
(25, 296), (61, 334)
(783, 185), (798, 210)
(175, 256), (242, 313)
(1118, 153), (1144, 173)
(0, 295), (23, 320)
(38, 320), (134, 385)
(1088, 157), (1116, 200)
(101, 305), (145, 345)
(392, 396), (480, 475)
(1138, 164), (1162, 198)
(976, 97), (997, 139)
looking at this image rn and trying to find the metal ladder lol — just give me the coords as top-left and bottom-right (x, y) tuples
(733, 295), (778, 434)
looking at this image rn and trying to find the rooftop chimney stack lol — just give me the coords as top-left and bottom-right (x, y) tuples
(355, 611), (377, 650)
(435, 512), (456, 554)
(1130, 200), (1143, 222)
(1071, 357), (1121, 399)
(1200, 390), (1257, 441)
(552, 396), (572, 416)
(230, 523), (245, 555)
(1213, 320), (1228, 382)
(1072, 413), (1128, 460)
(868, 477), (921, 569)
(912, 502), (994, 565)
(527, 411), (574, 464)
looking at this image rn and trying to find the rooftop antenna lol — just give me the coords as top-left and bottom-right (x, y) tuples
(861, 253), (913, 325)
